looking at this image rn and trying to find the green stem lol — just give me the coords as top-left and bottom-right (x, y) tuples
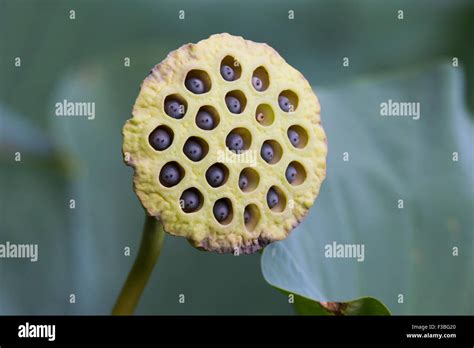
(112, 214), (165, 315)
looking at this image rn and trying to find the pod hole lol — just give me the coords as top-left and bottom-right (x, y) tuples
(239, 167), (260, 192)
(267, 186), (287, 212)
(225, 90), (247, 114)
(226, 128), (252, 153)
(244, 204), (260, 232)
(183, 136), (209, 162)
(213, 198), (233, 225)
(205, 163), (229, 188)
(220, 55), (242, 81)
(164, 94), (187, 119)
(252, 66), (270, 91)
(149, 125), (174, 151)
(185, 69), (211, 94)
(195, 105), (220, 130)
(261, 140), (283, 164)
(180, 188), (204, 213)
(278, 90), (299, 113)
(255, 104), (275, 126)
(159, 161), (184, 187)
(287, 125), (309, 148)
(286, 161), (307, 185)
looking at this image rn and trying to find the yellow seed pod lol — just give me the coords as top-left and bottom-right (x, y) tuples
(122, 33), (327, 254)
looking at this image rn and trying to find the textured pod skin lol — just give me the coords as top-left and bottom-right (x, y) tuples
(122, 33), (327, 254)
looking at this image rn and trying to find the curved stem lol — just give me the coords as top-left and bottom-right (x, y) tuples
(112, 214), (165, 315)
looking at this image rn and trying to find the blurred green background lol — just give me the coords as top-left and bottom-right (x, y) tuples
(0, 0), (473, 314)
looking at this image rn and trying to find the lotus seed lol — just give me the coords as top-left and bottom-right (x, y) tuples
(261, 142), (274, 163)
(267, 188), (279, 209)
(278, 95), (292, 112)
(244, 207), (251, 224)
(160, 163), (180, 187)
(286, 165), (297, 184)
(287, 129), (300, 147)
(220, 65), (235, 81)
(149, 128), (171, 150)
(184, 139), (204, 161)
(226, 133), (244, 152)
(185, 77), (205, 94)
(181, 190), (200, 213)
(225, 96), (241, 113)
(165, 100), (184, 119)
(206, 165), (225, 187)
(196, 110), (215, 130)
(252, 76), (263, 91)
(238, 172), (248, 190)
(213, 200), (229, 222)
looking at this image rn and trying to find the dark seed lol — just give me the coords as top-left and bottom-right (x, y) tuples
(267, 188), (279, 209)
(278, 95), (292, 112)
(213, 200), (229, 222)
(165, 100), (184, 119)
(196, 110), (215, 130)
(220, 65), (235, 81)
(225, 96), (241, 114)
(160, 163), (181, 187)
(226, 133), (244, 152)
(261, 142), (274, 163)
(185, 77), (205, 94)
(149, 128), (172, 150)
(286, 165), (297, 183)
(181, 189), (200, 213)
(206, 165), (225, 187)
(184, 139), (204, 161)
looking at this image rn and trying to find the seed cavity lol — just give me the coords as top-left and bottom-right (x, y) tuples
(185, 70), (211, 94)
(220, 56), (241, 81)
(183, 137), (208, 162)
(261, 140), (282, 164)
(252, 66), (269, 91)
(159, 162), (184, 187)
(180, 188), (203, 213)
(164, 94), (187, 119)
(255, 104), (274, 126)
(278, 90), (298, 112)
(149, 125), (173, 151)
(213, 198), (233, 225)
(287, 125), (308, 148)
(206, 163), (229, 188)
(225, 90), (247, 114)
(239, 168), (259, 192)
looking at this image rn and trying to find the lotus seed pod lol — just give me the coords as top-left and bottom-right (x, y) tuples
(122, 33), (327, 254)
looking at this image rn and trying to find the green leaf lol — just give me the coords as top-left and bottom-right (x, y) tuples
(261, 63), (474, 315)
(279, 290), (390, 315)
